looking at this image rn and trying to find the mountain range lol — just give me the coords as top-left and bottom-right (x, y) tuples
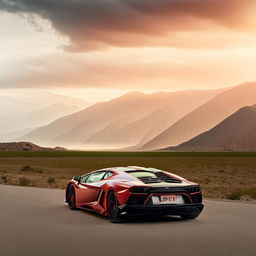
(166, 105), (256, 151)
(140, 82), (256, 150)
(2, 82), (256, 151)
(84, 89), (222, 147)
(21, 89), (222, 147)
(0, 94), (88, 141)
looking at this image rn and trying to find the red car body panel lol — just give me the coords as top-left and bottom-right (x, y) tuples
(65, 167), (204, 218)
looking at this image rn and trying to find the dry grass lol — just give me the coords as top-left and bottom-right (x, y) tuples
(0, 155), (255, 201)
(227, 187), (256, 200)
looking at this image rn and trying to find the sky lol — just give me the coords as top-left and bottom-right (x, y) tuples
(0, 0), (256, 103)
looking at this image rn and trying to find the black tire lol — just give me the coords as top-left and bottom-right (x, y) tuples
(67, 185), (77, 210)
(107, 191), (123, 223)
(180, 212), (200, 220)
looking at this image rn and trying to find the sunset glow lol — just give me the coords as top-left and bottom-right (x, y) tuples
(0, 0), (255, 101)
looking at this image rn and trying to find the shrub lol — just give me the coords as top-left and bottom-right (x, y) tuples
(19, 177), (31, 186)
(227, 187), (256, 200)
(204, 178), (211, 184)
(227, 192), (241, 200)
(35, 169), (43, 173)
(47, 176), (55, 184)
(21, 165), (33, 172)
(1, 175), (8, 184)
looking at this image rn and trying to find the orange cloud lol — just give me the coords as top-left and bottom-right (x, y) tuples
(1, 0), (256, 51)
(1, 47), (256, 90)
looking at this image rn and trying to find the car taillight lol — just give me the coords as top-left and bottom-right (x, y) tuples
(130, 187), (149, 193)
(185, 185), (201, 193)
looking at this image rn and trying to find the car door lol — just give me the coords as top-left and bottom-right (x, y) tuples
(76, 171), (107, 204)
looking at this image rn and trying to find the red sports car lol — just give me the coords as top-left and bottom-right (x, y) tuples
(65, 166), (204, 223)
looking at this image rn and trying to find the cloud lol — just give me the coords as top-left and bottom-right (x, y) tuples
(0, 0), (255, 51)
(1, 47), (256, 90)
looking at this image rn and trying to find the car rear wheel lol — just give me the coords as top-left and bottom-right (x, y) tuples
(180, 212), (200, 220)
(107, 191), (123, 223)
(67, 186), (77, 210)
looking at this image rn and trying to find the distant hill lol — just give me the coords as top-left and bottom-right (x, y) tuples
(0, 128), (34, 142)
(22, 89), (222, 147)
(19, 103), (80, 129)
(85, 89), (222, 147)
(0, 96), (42, 120)
(140, 82), (256, 150)
(0, 97), (42, 137)
(0, 97), (82, 139)
(0, 142), (67, 151)
(165, 105), (256, 151)
(9, 91), (89, 109)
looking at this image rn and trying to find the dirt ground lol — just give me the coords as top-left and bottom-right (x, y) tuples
(0, 156), (256, 201)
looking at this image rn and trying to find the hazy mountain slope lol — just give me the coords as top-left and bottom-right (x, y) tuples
(0, 101), (81, 140)
(0, 128), (34, 142)
(21, 101), (106, 144)
(167, 105), (256, 151)
(84, 119), (133, 146)
(141, 82), (256, 150)
(85, 107), (175, 146)
(85, 89), (221, 146)
(22, 89), (222, 147)
(11, 91), (89, 108)
(52, 91), (189, 145)
(23, 92), (163, 145)
(21, 103), (80, 128)
(135, 108), (179, 146)
(0, 97), (42, 137)
(0, 96), (42, 117)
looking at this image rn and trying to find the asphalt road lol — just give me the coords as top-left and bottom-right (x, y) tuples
(0, 185), (255, 256)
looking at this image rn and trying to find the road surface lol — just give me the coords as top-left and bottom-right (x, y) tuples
(0, 185), (255, 256)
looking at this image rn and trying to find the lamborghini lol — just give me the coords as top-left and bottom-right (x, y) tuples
(65, 166), (204, 222)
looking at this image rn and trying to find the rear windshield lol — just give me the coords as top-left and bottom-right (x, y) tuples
(125, 170), (182, 184)
(126, 171), (158, 178)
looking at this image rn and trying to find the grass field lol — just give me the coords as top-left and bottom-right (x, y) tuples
(0, 151), (255, 201)
(1, 151), (256, 157)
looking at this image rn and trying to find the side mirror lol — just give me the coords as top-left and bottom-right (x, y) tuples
(73, 176), (81, 183)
